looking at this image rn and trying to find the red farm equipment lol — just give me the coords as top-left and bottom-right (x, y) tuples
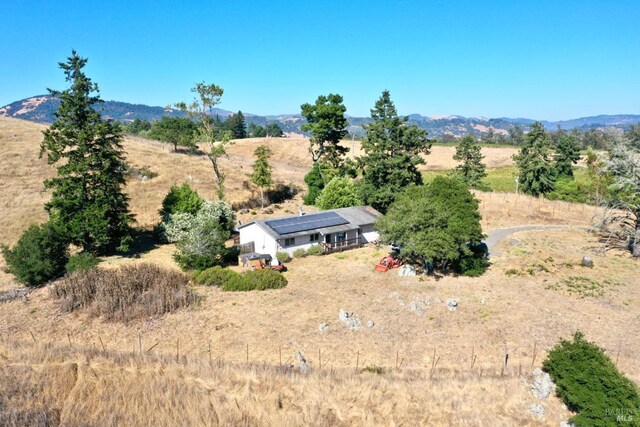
(375, 254), (403, 272)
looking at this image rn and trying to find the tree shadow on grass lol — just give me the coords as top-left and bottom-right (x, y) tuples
(121, 228), (159, 259)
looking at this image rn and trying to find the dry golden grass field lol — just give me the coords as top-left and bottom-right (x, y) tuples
(1, 116), (639, 426)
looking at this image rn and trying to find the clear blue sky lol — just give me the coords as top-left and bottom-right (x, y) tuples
(1, 0), (639, 120)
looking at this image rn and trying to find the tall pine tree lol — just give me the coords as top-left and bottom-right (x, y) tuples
(250, 145), (273, 209)
(227, 111), (247, 139)
(358, 90), (432, 212)
(40, 51), (133, 253)
(452, 134), (487, 188)
(513, 122), (557, 196)
(554, 131), (581, 177)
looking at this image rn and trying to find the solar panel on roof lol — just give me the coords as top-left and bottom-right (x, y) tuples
(265, 212), (349, 235)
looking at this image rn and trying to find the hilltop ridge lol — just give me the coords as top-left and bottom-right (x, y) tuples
(2, 95), (639, 138)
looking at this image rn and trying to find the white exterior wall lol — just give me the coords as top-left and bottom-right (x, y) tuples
(240, 223), (380, 258)
(359, 224), (379, 243)
(276, 233), (322, 256)
(239, 224), (279, 259)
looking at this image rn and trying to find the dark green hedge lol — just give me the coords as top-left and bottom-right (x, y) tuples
(543, 332), (640, 426)
(194, 267), (287, 292)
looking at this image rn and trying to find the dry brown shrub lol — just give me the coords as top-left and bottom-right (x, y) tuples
(51, 264), (197, 321)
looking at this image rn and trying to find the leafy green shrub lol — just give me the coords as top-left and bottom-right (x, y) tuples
(1, 223), (69, 287)
(174, 245), (238, 271)
(168, 200), (237, 271)
(307, 244), (324, 256)
(221, 269), (288, 292)
(65, 252), (100, 273)
(276, 251), (291, 263)
(50, 263), (197, 321)
(160, 183), (203, 218)
(543, 332), (640, 426)
(159, 212), (194, 243)
(160, 199), (236, 243)
(292, 248), (308, 258)
(194, 266), (241, 287)
(547, 177), (590, 204)
(315, 176), (362, 210)
(455, 252), (490, 277)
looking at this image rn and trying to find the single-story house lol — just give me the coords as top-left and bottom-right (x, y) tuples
(238, 206), (382, 260)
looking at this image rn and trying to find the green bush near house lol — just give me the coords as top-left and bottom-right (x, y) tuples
(543, 332), (640, 426)
(276, 251), (291, 263)
(194, 266), (241, 287)
(194, 266), (288, 292)
(221, 269), (288, 292)
(293, 248), (308, 258)
(307, 244), (324, 256)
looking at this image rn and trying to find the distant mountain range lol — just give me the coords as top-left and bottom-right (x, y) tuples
(2, 95), (639, 138)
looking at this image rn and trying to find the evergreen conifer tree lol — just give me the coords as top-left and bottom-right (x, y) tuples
(358, 90), (432, 212)
(250, 145), (274, 208)
(554, 132), (581, 177)
(40, 51), (133, 253)
(227, 111), (247, 139)
(513, 122), (557, 196)
(452, 134), (487, 188)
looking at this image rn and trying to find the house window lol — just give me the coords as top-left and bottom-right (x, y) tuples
(358, 228), (362, 235)
(336, 232), (346, 242)
(309, 233), (319, 242)
(284, 237), (295, 246)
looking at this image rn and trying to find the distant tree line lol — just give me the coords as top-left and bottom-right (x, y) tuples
(438, 124), (622, 150)
(122, 112), (285, 152)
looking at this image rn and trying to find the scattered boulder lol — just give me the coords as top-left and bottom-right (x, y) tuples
(581, 256), (594, 267)
(295, 351), (310, 374)
(339, 309), (361, 330)
(446, 298), (459, 311)
(367, 320), (375, 328)
(480, 298), (486, 305)
(530, 403), (545, 419)
(319, 323), (329, 333)
(531, 368), (556, 399)
(408, 298), (430, 315)
(397, 265), (416, 277)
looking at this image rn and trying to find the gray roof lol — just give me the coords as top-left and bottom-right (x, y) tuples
(238, 206), (381, 240)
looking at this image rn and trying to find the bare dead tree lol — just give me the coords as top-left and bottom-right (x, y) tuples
(594, 134), (640, 257)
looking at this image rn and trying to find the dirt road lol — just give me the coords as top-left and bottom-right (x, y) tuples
(485, 225), (587, 258)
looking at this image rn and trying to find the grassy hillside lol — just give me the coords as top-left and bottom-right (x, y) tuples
(2, 117), (639, 425)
